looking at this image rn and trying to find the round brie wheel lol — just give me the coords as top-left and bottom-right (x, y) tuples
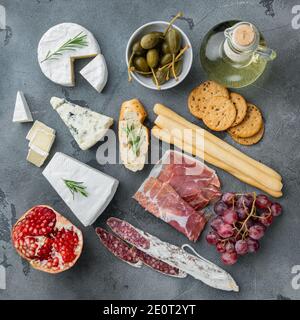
(37, 23), (100, 87)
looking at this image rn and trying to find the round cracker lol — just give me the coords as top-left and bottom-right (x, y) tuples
(230, 123), (264, 145)
(227, 103), (263, 138)
(230, 92), (247, 126)
(188, 80), (229, 119)
(202, 96), (236, 131)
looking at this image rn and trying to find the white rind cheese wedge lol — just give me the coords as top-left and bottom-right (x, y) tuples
(50, 97), (113, 150)
(79, 54), (108, 92)
(0, 5), (6, 30)
(43, 152), (119, 226)
(12, 91), (33, 123)
(38, 23), (100, 87)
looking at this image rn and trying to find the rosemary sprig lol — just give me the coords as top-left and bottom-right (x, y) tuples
(124, 123), (142, 157)
(41, 32), (88, 63)
(63, 179), (88, 199)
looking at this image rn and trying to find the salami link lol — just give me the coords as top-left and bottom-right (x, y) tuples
(95, 227), (142, 268)
(106, 217), (239, 292)
(107, 217), (150, 249)
(137, 250), (187, 278)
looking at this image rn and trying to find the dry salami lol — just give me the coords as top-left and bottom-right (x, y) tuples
(107, 217), (150, 249)
(136, 249), (186, 278)
(95, 227), (142, 268)
(106, 217), (239, 292)
(96, 226), (186, 278)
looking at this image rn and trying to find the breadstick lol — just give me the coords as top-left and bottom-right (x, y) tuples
(153, 103), (282, 181)
(155, 115), (282, 192)
(152, 126), (282, 198)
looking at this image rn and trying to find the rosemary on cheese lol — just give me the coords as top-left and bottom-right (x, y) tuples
(63, 179), (88, 199)
(41, 32), (88, 63)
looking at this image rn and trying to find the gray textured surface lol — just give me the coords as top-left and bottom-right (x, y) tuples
(0, 0), (299, 300)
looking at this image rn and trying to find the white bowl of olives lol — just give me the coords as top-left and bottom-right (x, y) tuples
(126, 17), (193, 90)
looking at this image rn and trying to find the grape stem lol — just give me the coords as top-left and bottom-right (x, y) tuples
(235, 192), (257, 239)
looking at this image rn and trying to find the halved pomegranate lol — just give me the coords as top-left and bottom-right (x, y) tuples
(12, 205), (83, 273)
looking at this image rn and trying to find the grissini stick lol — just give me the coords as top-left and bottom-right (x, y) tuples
(154, 115), (282, 192)
(153, 103), (281, 181)
(151, 126), (282, 198)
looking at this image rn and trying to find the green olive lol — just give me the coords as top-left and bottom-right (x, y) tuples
(153, 69), (168, 85)
(140, 32), (161, 49)
(160, 53), (172, 66)
(133, 56), (150, 72)
(170, 60), (183, 78)
(151, 31), (163, 38)
(146, 49), (159, 69)
(132, 41), (145, 56)
(161, 41), (171, 54)
(165, 28), (181, 54)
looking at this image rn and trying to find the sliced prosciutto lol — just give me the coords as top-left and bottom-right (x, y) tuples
(134, 177), (207, 242)
(157, 151), (221, 210)
(133, 150), (221, 241)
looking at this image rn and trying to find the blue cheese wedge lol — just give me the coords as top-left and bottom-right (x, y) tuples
(50, 97), (113, 150)
(12, 91), (33, 123)
(43, 152), (119, 226)
(79, 54), (108, 93)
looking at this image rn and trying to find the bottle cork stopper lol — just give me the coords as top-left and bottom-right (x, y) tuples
(233, 24), (255, 47)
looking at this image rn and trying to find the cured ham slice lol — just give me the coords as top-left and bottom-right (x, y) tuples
(134, 177), (207, 241)
(133, 150), (221, 241)
(157, 151), (221, 210)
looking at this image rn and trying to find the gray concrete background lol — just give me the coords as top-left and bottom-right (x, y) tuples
(0, 0), (299, 300)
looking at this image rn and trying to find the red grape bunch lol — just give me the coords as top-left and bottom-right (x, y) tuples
(206, 192), (282, 265)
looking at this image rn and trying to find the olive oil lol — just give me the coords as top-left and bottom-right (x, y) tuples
(200, 21), (276, 88)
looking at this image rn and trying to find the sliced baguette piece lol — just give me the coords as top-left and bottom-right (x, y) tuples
(119, 98), (147, 122)
(119, 99), (149, 172)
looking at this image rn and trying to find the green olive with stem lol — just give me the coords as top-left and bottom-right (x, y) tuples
(165, 28), (181, 80)
(128, 41), (146, 81)
(146, 48), (160, 89)
(162, 41), (170, 54)
(132, 41), (145, 56)
(170, 60), (183, 78)
(146, 49), (159, 69)
(153, 68), (168, 86)
(160, 53), (172, 66)
(140, 32), (162, 49)
(133, 56), (150, 72)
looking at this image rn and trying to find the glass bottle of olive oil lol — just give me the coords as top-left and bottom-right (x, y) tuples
(200, 21), (276, 88)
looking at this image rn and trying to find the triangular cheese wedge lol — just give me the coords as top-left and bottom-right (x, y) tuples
(0, 5), (6, 30)
(12, 91), (33, 123)
(50, 97), (113, 150)
(80, 54), (108, 93)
